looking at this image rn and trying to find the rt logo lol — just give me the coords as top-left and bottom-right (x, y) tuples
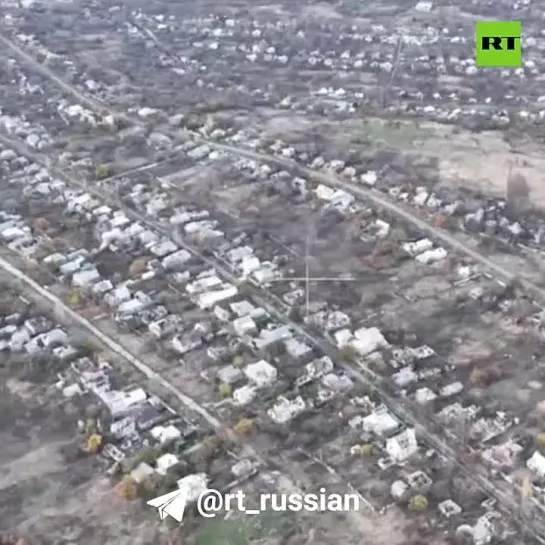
(475, 21), (521, 67)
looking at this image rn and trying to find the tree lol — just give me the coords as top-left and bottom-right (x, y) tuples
(84, 417), (99, 435)
(129, 257), (149, 278)
(288, 305), (303, 322)
(232, 355), (244, 369)
(238, 280), (253, 297)
(340, 344), (359, 363)
(470, 368), (487, 387)
(84, 433), (103, 454)
(95, 163), (112, 179)
(408, 494), (428, 512)
(134, 446), (161, 465)
(66, 289), (82, 307)
(32, 217), (51, 234)
(536, 433), (545, 450)
(218, 382), (232, 398)
(234, 418), (256, 435)
(201, 434), (224, 456)
(138, 473), (165, 499)
(115, 475), (139, 500)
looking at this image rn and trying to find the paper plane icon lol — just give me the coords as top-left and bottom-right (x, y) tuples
(147, 487), (189, 523)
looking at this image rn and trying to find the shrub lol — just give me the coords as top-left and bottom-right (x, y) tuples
(129, 257), (149, 278)
(536, 433), (545, 450)
(95, 163), (112, 179)
(218, 382), (232, 398)
(340, 344), (359, 363)
(234, 418), (255, 435)
(84, 433), (103, 454)
(115, 476), (139, 500)
(66, 289), (82, 307)
(470, 368), (487, 387)
(232, 355), (244, 369)
(134, 446), (161, 465)
(408, 494), (428, 512)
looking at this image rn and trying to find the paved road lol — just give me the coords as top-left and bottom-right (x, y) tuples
(2, 32), (545, 541)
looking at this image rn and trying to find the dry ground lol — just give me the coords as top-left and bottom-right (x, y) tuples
(257, 112), (545, 207)
(0, 378), (165, 545)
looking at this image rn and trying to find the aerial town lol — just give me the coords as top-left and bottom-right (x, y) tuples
(1, 0), (545, 544)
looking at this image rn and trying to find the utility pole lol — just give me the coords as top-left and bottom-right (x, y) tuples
(305, 232), (310, 317)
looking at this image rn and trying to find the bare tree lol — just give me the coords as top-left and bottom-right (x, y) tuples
(506, 169), (530, 218)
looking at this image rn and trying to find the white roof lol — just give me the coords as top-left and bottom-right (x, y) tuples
(72, 267), (101, 287)
(232, 315), (256, 335)
(186, 275), (222, 294)
(386, 428), (418, 461)
(150, 240), (178, 257)
(244, 360), (277, 387)
(415, 247), (447, 264)
(351, 327), (388, 356)
(230, 300), (256, 317)
(131, 462), (155, 483)
(268, 395), (306, 423)
(240, 255), (261, 276)
(285, 337), (312, 358)
(528, 451), (545, 476)
(233, 385), (257, 406)
(226, 245), (253, 264)
(315, 184), (336, 200)
(151, 424), (182, 444)
(334, 328), (353, 347)
(162, 249), (191, 270)
(156, 453), (179, 474)
(360, 406), (400, 435)
(99, 387), (147, 417)
(402, 238), (433, 256)
(196, 285), (238, 309)
(177, 473), (209, 502)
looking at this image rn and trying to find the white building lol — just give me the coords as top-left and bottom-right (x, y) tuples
(351, 327), (389, 356)
(98, 387), (147, 418)
(351, 405), (400, 436)
(156, 453), (179, 475)
(232, 315), (257, 337)
(72, 267), (101, 287)
(151, 424), (182, 446)
(196, 285), (238, 309)
(268, 395), (306, 424)
(527, 451), (545, 477)
(177, 473), (209, 502)
(233, 385), (257, 406)
(244, 360), (277, 388)
(386, 428), (418, 463)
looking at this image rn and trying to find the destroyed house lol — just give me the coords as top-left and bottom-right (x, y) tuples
(128, 402), (170, 431)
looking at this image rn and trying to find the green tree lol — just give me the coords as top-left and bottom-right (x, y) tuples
(218, 382), (232, 398)
(95, 163), (112, 179)
(232, 355), (244, 369)
(536, 433), (545, 450)
(234, 418), (256, 435)
(408, 494), (428, 512)
(134, 446), (161, 465)
(340, 344), (359, 363)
